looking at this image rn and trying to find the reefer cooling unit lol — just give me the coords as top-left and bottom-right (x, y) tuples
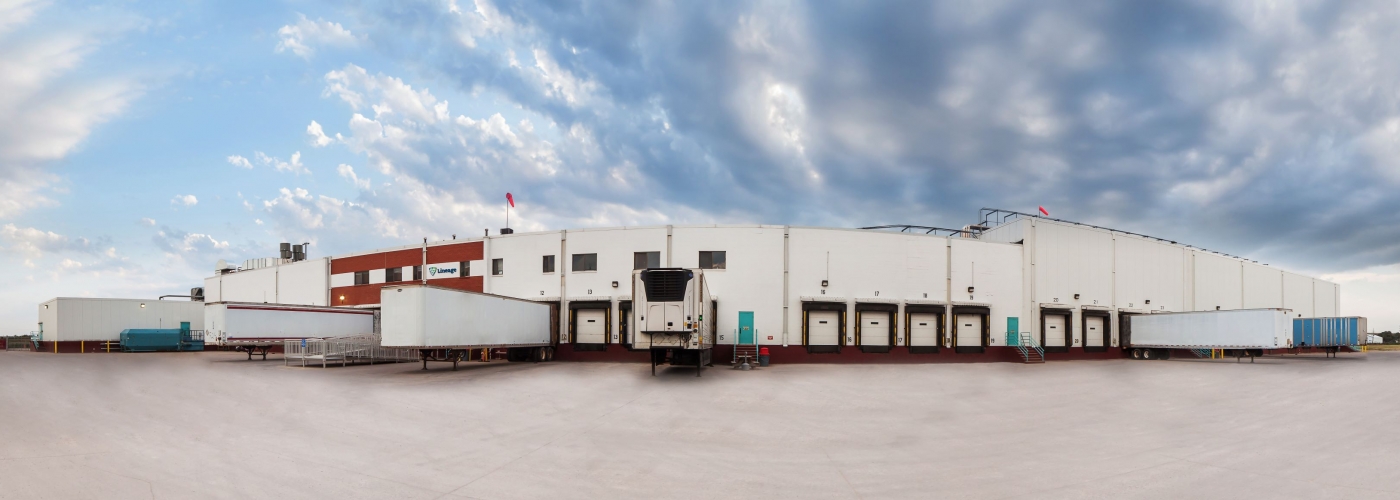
(630, 268), (714, 376)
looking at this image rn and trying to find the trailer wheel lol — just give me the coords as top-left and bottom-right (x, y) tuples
(1158, 349), (1171, 360)
(1131, 348), (1141, 359)
(535, 346), (548, 362)
(1142, 349), (1155, 360)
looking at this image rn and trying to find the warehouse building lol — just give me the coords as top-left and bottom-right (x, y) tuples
(36, 298), (205, 353)
(198, 209), (1341, 363)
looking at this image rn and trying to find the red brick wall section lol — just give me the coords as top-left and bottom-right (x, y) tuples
(330, 241), (483, 274)
(330, 277), (483, 306)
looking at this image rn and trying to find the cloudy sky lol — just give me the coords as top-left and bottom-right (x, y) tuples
(3, 0), (1399, 333)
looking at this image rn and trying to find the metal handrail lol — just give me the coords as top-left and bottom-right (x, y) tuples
(978, 208), (1255, 262)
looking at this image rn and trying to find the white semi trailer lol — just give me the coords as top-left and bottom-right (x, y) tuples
(629, 268), (714, 376)
(380, 284), (554, 370)
(1127, 308), (1293, 362)
(204, 302), (376, 359)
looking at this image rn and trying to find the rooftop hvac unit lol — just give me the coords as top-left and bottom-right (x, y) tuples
(279, 243), (292, 260)
(291, 244), (305, 261)
(190, 287), (205, 302)
(499, 228), (515, 235)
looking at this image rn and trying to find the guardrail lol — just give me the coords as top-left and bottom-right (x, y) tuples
(284, 333), (417, 368)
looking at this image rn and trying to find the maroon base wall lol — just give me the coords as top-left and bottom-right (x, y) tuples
(22, 342), (282, 354)
(551, 344), (650, 362)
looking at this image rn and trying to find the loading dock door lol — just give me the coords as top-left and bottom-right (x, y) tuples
(955, 314), (982, 347)
(808, 311), (840, 345)
(1045, 314), (1067, 348)
(576, 309), (607, 344)
(908, 313), (939, 347)
(1084, 316), (1104, 348)
(860, 314), (890, 346)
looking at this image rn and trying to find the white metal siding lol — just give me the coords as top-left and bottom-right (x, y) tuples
(1192, 251), (1243, 311)
(1282, 272), (1314, 317)
(1113, 235), (1186, 312)
(1130, 309), (1290, 349)
(48, 298), (204, 341)
(1314, 281), (1339, 317)
(1033, 222), (1113, 309)
(1242, 263), (1283, 310)
(205, 303), (374, 344)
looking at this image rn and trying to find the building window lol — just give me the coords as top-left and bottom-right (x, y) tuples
(460, 261), (470, 277)
(543, 255), (555, 273)
(413, 265), (422, 281)
(634, 251), (660, 270)
(385, 267), (403, 282)
(492, 258), (503, 276)
(354, 270), (369, 285)
(699, 251), (726, 269)
(572, 253), (598, 272)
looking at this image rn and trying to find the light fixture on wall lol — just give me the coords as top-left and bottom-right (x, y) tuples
(44, 304), (49, 309)
(339, 295), (346, 302)
(612, 281), (619, 288)
(1144, 299), (1151, 305)
(1216, 306), (1221, 310)
(139, 303), (146, 308)
(821, 280), (829, 287)
(1073, 293), (1080, 300)
(967, 286), (975, 293)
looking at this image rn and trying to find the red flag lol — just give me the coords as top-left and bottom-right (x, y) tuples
(1038, 206), (1049, 216)
(506, 193), (515, 208)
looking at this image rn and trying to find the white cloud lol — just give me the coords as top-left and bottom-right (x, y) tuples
(275, 14), (359, 59)
(337, 163), (371, 190)
(306, 120), (334, 147)
(226, 154), (253, 169)
(254, 151), (308, 175)
(139, 217), (155, 226)
(171, 194), (198, 207)
(254, 219), (263, 225)
(0, 223), (96, 258)
(0, 3), (147, 219)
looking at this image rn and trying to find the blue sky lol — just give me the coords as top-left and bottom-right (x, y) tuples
(4, 0), (1400, 334)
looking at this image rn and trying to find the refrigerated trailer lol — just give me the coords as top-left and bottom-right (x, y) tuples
(380, 284), (554, 370)
(1127, 309), (1293, 362)
(630, 268), (714, 376)
(204, 302), (376, 359)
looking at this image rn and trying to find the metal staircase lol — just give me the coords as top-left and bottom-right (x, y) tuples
(732, 328), (759, 366)
(1190, 348), (1213, 359)
(1347, 345), (1365, 352)
(1007, 332), (1044, 363)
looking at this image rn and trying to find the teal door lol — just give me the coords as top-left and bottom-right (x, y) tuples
(1007, 317), (1019, 345)
(738, 311), (755, 344)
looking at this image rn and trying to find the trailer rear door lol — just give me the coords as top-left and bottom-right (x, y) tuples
(808, 311), (840, 345)
(576, 309), (606, 344)
(955, 314), (982, 347)
(908, 313), (939, 347)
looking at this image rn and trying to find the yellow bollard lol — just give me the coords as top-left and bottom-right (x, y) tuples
(81, 341), (84, 353)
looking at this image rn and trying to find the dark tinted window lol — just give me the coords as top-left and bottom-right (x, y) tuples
(634, 251), (660, 270)
(698, 251), (726, 269)
(385, 267), (403, 282)
(412, 265), (422, 281)
(354, 271), (369, 285)
(460, 261), (470, 277)
(572, 253), (597, 272)
(543, 255), (555, 273)
(492, 258), (503, 276)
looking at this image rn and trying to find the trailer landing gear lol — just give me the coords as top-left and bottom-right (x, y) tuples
(239, 346), (271, 360)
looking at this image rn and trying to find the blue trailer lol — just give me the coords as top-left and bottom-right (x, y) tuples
(1292, 317), (1367, 356)
(120, 322), (205, 352)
